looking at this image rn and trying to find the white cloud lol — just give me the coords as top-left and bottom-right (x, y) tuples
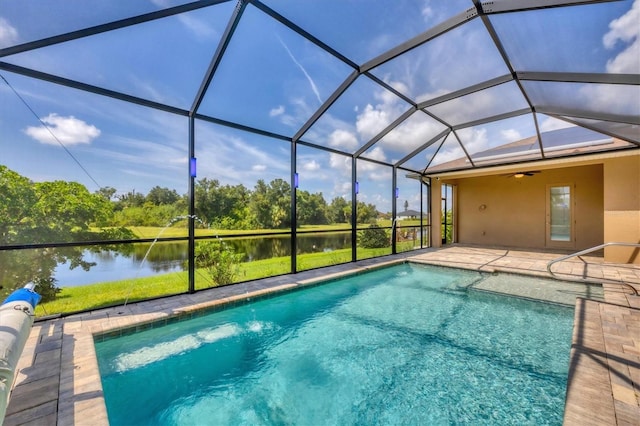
(272, 97), (311, 129)
(269, 105), (285, 117)
(458, 127), (489, 155)
(151, 0), (217, 40)
(0, 17), (18, 48)
(539, 117), (574, 132)
(329, 153), (351, 175)
(252, 164), (267, 172)
(605, 39), (639, 73)
(603, 0), (640, 73)
(334, 181), (352, 198)
(500, 129), (521, 142)
(377, 113), (445, 153)
(24, 114), (101, 146)
(302, 160), (320, 171)
(130, 76), (167, 104)
(355, 104), (393, 141)
(422, 6), (434, 21)
(603, 0), (639, 48)
(328, 129), (359, 149)
(177, 14), (218, 41)
(365, 146), (387, 163)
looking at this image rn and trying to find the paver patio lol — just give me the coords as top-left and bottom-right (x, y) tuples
(4, 245), (639, 425)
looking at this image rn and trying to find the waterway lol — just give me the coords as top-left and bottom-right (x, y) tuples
(53, 233), (353, 287)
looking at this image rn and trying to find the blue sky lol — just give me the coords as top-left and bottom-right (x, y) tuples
(0, 0), (638, 210)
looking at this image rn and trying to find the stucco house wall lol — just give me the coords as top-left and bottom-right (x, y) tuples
(450, 164), (604, 251)
(429, 152), (640, 264)
(603, 155), (640, 263)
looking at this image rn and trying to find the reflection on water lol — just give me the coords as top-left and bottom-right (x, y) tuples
(53, 233), (352, 287)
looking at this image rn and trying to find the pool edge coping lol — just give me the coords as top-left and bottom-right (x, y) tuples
(5, 247), (639, 426)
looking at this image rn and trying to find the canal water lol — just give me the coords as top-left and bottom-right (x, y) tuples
(53, 233), (352, 287)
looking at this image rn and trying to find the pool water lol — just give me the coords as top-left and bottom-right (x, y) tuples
(96, 263), (573, 425)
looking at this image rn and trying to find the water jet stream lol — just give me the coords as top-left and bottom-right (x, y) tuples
(119, 215), (208, 313)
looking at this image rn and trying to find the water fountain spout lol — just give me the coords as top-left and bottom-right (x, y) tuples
(391, 217), (398, 244)
(119, 215), (208, 312)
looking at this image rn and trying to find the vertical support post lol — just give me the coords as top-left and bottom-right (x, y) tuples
(420, 177), (424, 248)
(392, 167), (397, 254)
(188, 116), (196, 294)
(351, 157), (357, 262)
(291, 142), (297, 273)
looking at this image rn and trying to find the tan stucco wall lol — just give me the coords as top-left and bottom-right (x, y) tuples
(437, 164), (605, 251)
(603, 155), (640, 263)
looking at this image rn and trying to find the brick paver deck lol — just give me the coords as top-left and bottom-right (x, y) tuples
(3, 245), (639, 425)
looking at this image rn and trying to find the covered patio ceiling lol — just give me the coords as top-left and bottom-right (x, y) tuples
(1, 0), (638, 178)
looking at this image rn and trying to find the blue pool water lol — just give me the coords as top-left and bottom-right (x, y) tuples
(96, 263), (573, 425)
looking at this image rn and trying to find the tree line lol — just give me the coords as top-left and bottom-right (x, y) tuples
(104, 178), (379, 230)
(2, 165), (381, 244)
(0, 165), (380, 300)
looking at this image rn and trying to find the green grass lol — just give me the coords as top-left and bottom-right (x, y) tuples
(128, 224), (355, 239)
(119, 222), (425, 239)
(37, 243), (422, 317)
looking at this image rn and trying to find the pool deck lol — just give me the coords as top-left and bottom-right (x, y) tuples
(4, 245), (639, 426)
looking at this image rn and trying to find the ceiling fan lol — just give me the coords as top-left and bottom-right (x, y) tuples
(503, 170), (541, 178)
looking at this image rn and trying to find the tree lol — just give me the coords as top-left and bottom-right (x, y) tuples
(356, 201), (378, 224)
(33, 180), (113, 236)
(194, 178), (252, 229)
(115, 190), (145, 210)
(297, 190), (328, 226)
(146, 186), (179, 205)
(0, 165), (37, 243)
(404, 200), (409, 212)
(250, 179), (291, 229)
(0, 166), (114, 301)
(328, 196), (350, 223)
(96, 186), (117, 201)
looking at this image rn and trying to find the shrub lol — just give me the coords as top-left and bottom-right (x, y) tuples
(359, 224), (390, 248)
(195, 239), (243, 286)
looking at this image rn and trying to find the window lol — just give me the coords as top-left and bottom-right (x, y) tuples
(547, 185), (573, 246)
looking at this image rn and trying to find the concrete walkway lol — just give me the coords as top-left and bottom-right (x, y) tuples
(4, 246), (639, 425)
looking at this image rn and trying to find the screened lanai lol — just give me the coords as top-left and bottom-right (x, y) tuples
(0, 0), (638, 315)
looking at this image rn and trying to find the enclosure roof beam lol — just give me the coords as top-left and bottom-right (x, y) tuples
(0, 61), (189, 116)
(193, 113), (292, 142)
(452, 108), (532, 131)
(191, 0), (247, 115)
(0, 0), (231, 58)
(535, 106), (640, 126)
(480, 0), (624, 14)
(354, 107), (417, 157)
(517, 71), (640, 85)
(360, 7), (478, 73)
(418, 74), (513, 109)
(396, 129), (451, 168)
(250, 0), (359, 70)
(293, 70), (359, 142)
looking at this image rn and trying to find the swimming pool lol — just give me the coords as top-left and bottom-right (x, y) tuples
(96, 263), (573, 425)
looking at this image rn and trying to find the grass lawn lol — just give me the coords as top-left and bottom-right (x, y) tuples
(128, 224), (356, 239)
(126, 222), (427, 240)
(37, 243), (418, 317)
